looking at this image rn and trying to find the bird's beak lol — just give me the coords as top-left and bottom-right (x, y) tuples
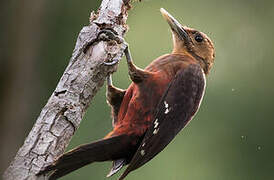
(160, 8), (191, 44)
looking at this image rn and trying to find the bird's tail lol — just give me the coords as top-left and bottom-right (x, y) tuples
(37, 135), (137, 180)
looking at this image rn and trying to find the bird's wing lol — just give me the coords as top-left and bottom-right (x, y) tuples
(118, 64), (206, 180)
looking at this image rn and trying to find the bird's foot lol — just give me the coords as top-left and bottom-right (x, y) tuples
(97, 29), (127, 66)
(98, 29), (124, 44)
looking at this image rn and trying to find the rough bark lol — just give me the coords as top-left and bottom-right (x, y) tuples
(3, 0), (131, 179)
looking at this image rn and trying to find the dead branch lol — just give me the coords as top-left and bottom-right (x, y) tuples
(3, 0), (131, 179)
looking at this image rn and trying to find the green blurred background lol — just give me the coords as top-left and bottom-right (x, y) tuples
(1, 0), (274, 179)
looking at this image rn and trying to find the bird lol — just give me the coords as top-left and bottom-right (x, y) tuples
(37, 8), (215, 180)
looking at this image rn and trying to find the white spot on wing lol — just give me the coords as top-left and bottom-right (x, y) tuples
(140, 150), (145, 156)
(142, 143), (145, 147)
(154, 119), (159, 128)
(153, 128), (159, 134)
(164, 101), (170, 114)
(164, 101), (169, 108)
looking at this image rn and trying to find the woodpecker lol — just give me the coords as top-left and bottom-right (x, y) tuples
(38, 8), (215, 180)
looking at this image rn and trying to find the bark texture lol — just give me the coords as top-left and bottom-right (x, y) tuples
(3, 0), (131, 179)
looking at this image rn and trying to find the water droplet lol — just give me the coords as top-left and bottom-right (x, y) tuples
(257, 146), (261, 150)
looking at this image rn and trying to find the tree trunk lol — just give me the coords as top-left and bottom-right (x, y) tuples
(3, 0), (131, 179)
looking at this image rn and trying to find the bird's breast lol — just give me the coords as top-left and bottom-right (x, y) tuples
(113, 72), (172, 137)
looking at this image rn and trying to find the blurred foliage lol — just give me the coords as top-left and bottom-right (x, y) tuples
(1, 0), (274, 179)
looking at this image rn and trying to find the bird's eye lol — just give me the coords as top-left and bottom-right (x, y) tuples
(195, 34), (203, 42)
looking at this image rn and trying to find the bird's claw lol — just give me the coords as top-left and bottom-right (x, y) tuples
(99, 29), (127, 66)
(98, 29), (124, 44)
(104, 58), (120, 66)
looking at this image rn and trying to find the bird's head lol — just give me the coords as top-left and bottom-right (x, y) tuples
(160, 8), (215, 74)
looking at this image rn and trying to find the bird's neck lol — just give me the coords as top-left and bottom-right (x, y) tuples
(171, 50), (209, 75)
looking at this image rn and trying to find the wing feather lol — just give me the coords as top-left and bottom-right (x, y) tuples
(118, 64), (206, 180)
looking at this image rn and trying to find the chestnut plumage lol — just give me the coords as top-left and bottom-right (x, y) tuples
(37, 8), (215, 180)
